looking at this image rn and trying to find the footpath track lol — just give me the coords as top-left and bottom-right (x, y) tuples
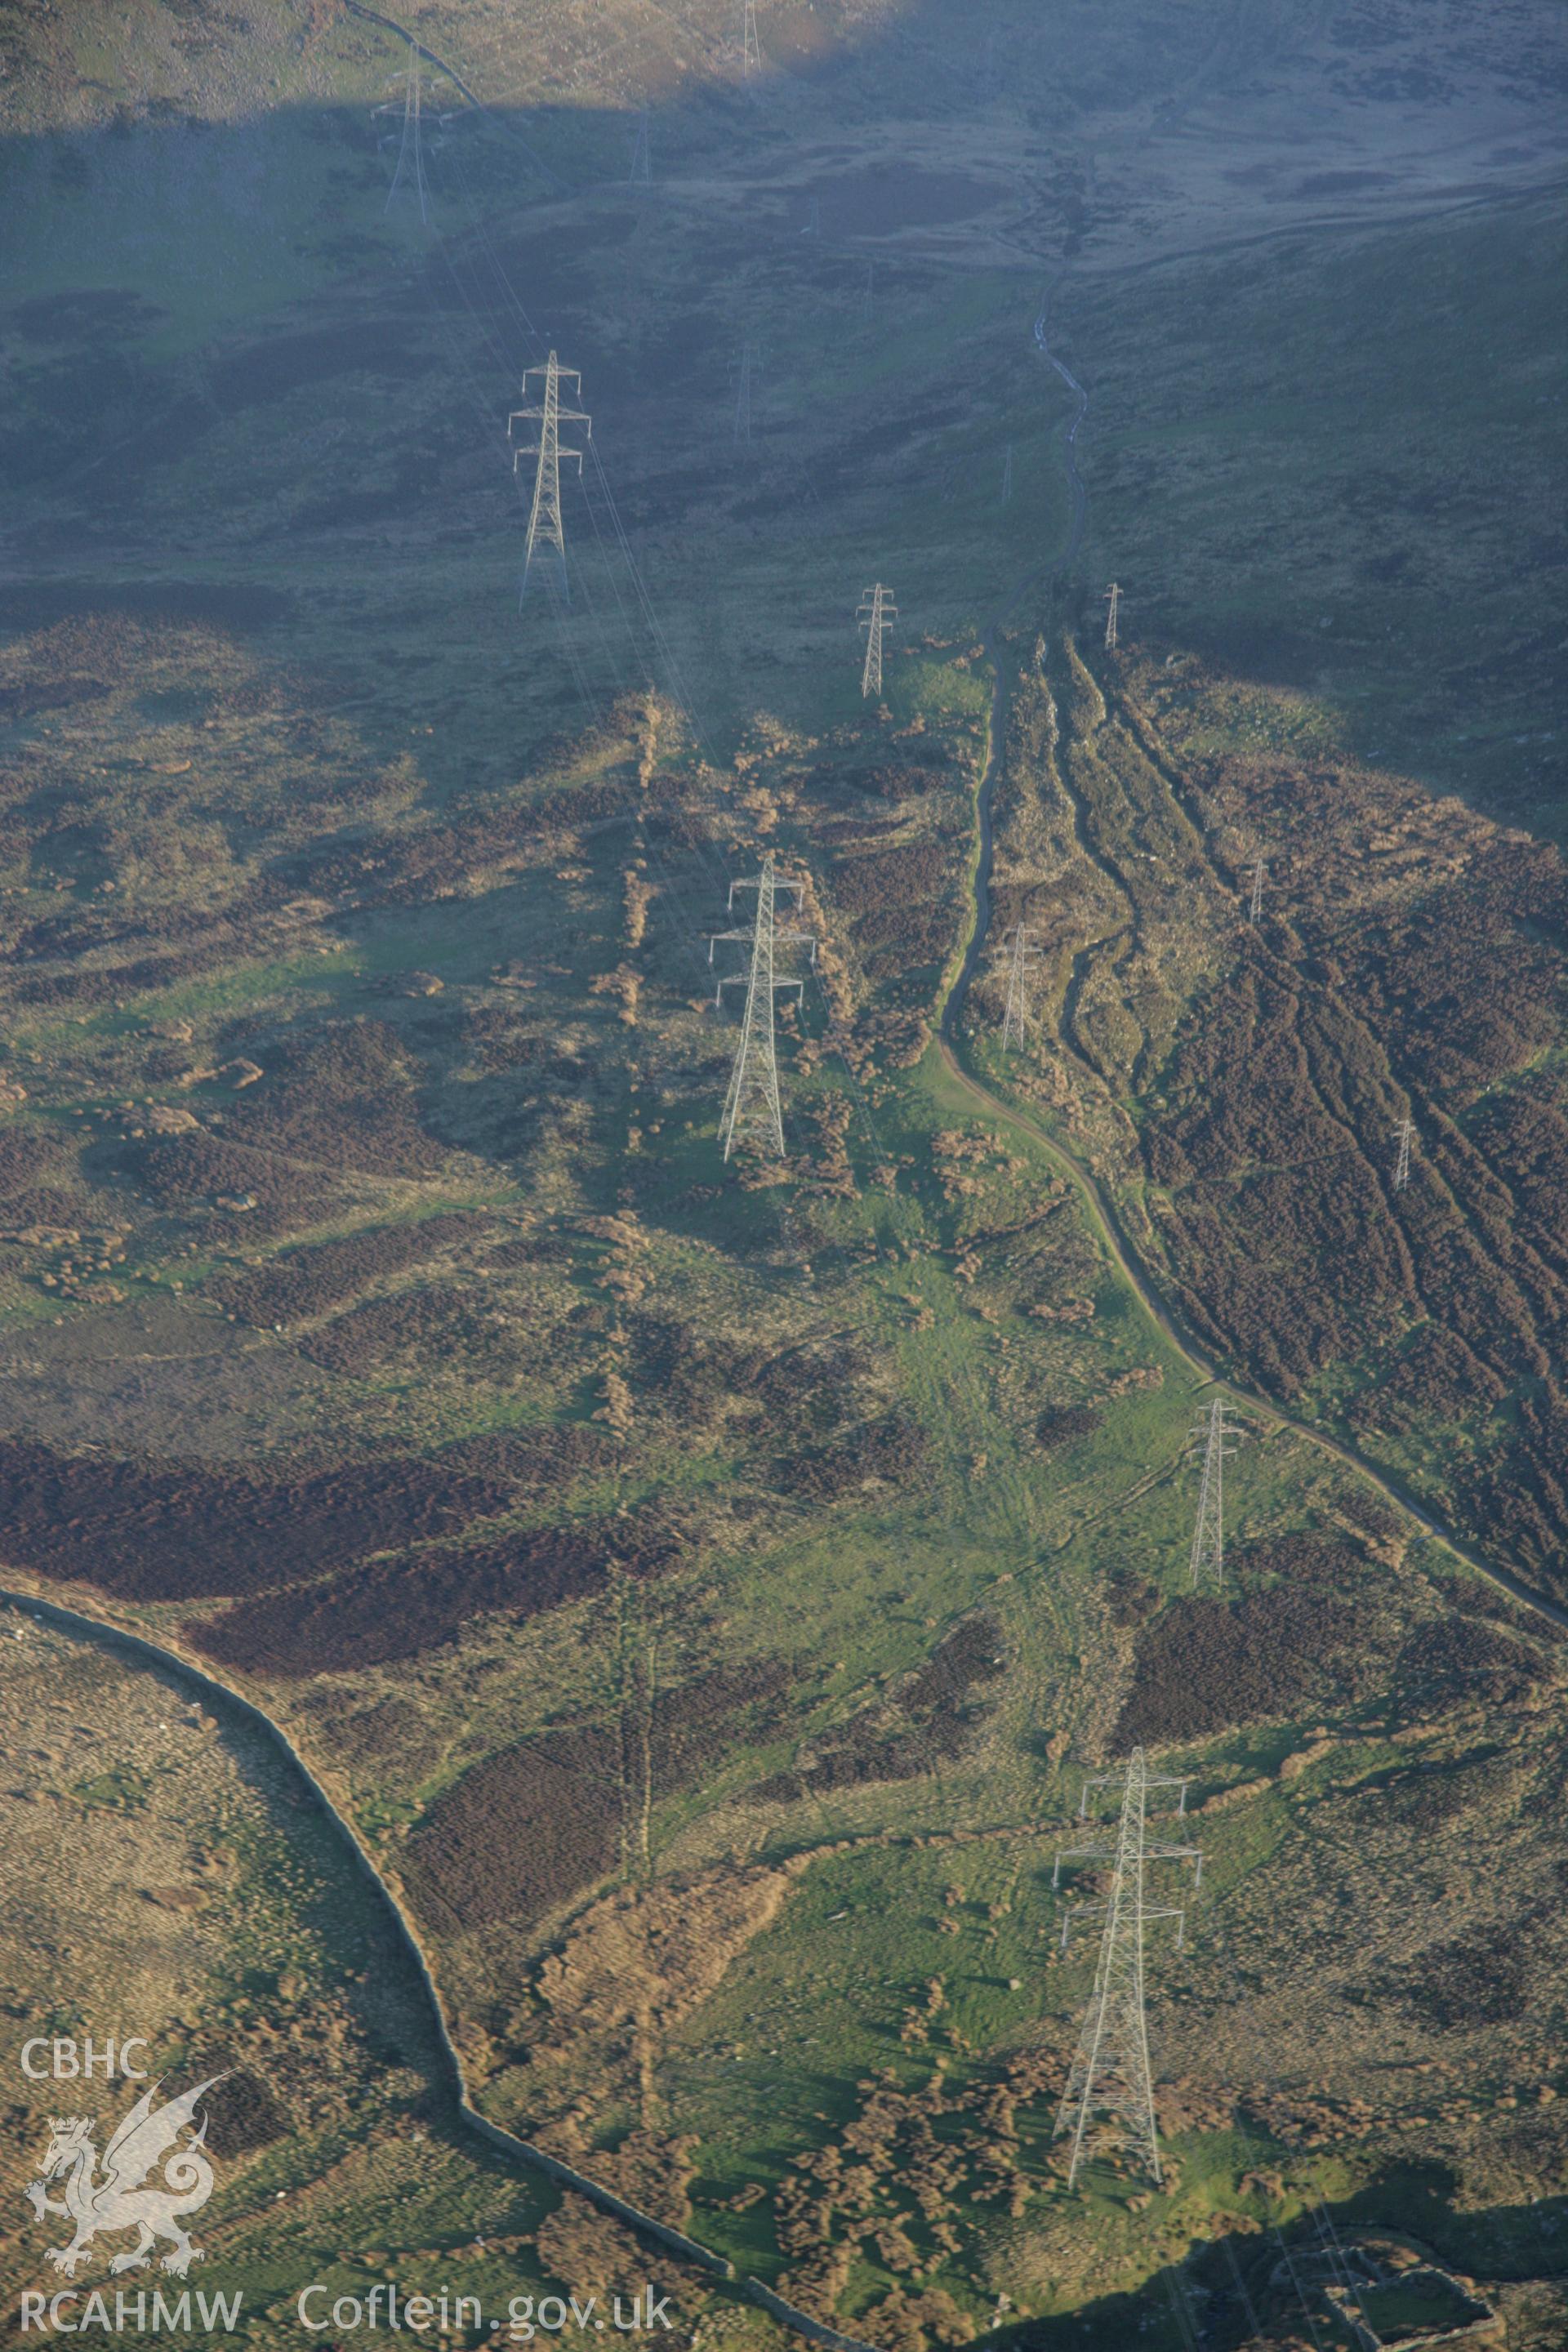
(940, 299), (1568, 1645)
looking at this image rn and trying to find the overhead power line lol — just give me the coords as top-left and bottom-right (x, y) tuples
(509, 352), (592, 604)
(1053, 1748), (1201, 2189)
(1188, 1395), (1243, 1591)
(709, 854), (818, 1160)
(858, 582), (898, 700)
(999, 923), (1040, 1051)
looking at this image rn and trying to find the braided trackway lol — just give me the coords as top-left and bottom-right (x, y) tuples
(939, 294), (1568, 1643)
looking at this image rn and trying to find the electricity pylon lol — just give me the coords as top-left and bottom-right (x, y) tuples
(1052, 1748), (1201, 2190)
(1312, 2202), (1382, 2345)
(1001, 443), (1014, 506)
(1393, 1116), (1416, 1191)
(1000, 923), (1040, 1050)
(1103, 581), (1121, 650)
(374, 42), (439, 224)
(1247, 855), (1266, 924)
(509, 354), (591, 604)
(709, 856), (818, 1160)
(858, 583), (898, 700)
(741, 0), (763, 75)
(733, 341), (760, 445)
(1188, 1394), (1242, 1591)
(628, 108), (651, 186)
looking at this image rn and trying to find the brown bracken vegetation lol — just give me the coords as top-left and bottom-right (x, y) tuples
(404, 1661), (791, 1935)
(755, 1615), (1004, 1801)
(206, 1212), (477, 1327)
(1113, 1542), (1359, 1747)
(0, 1432), (510, 1601)
(189, 1507), (684, 1675)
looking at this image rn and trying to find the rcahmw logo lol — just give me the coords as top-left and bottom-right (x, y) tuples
(18, 2044), (245, 2333)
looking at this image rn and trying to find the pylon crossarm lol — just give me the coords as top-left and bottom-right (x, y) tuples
(1143, 1902), (1187, 1952)
(521, 361), (584, 395)
(1144, 1845), (1200, 1875)
(514, 445), (585, 476)
(1055, 1838), (1119, 1869)
(510, 412), (589, 437)
(1058, 1900), (1108, 1948)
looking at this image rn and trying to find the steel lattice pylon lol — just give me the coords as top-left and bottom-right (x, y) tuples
(509, 352), (591, 604)
(1000, 922), (1040, 1051)
(1188, 1394), (1242, 1591)
(709, 855), (817, 1160)
(858, 582), (898, 700)
(1053, 1748), (1202, 2189)
(373, 42), (443, 226)
(1247, 854), (1267, 924)
(1393, 1116), (1416, 1191)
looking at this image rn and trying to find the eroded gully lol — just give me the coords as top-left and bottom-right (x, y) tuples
(938, 296), (1568, 1643)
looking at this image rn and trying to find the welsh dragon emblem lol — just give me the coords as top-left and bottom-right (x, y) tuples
(24, 2075), (226, 2278)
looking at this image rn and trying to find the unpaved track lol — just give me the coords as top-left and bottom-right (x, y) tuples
(946, 289), (1087, 1024)
(939, 299), (1568, 1646)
